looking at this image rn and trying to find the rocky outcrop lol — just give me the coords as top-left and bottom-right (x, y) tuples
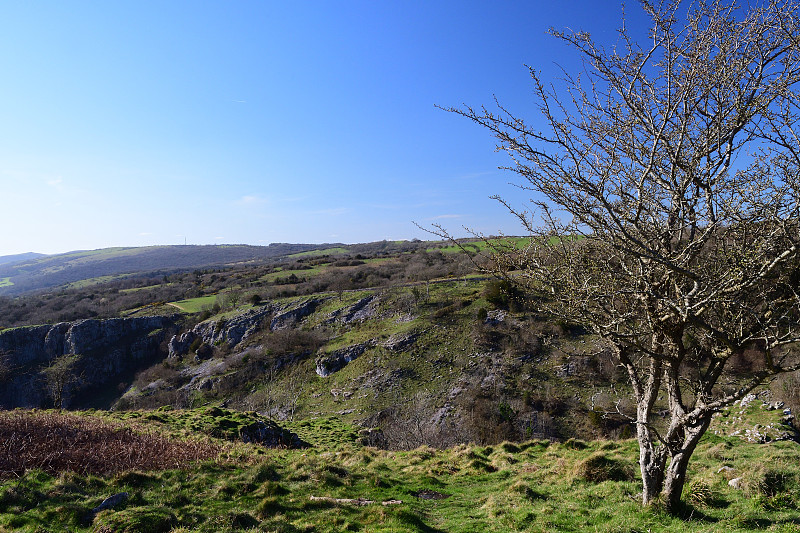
(197, 306), (276, 350)
(0, 316), (178, 408)
(168, 306), (275, 358)
(271, 298), (323, 330)
(168, 330), (198, 358)
(316, 341), (375, 377)
(168, 299), (324, 359)
(381, 331), (418, 352)
(327, 295), (379, 324)
(239, 420), (308, 448)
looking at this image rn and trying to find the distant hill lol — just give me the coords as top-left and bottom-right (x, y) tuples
(0, 244), (340, 295)
(0, 252), (46, 266)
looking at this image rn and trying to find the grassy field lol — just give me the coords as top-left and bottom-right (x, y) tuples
(1, 407), (798, 532)
(0, 277), (12, 288)
(63, 274), (129, 290)
(168, 295), (218, 313)
(288, 247), (350, 258)
(430, 237), (531, 254)
(120, 283), (175, 294)
(260, 264), (330, 283)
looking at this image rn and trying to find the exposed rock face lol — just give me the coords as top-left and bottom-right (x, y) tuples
(168, 306), (274, 359)
(0, 316), (177, 408)
(316, 341), (374, 377)
(196, 306), (275, 349)
(168, 331), (198, 359)
(168, 299), (323, 359)
(555, 356), (593, 378)
(327, 295), (379, 324)
(381, 331), (418, 352)
(271, 298), (322, 330)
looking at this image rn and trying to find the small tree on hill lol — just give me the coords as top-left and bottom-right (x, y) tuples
(42, 354), (83, 409)
(442, 0), (800, 514)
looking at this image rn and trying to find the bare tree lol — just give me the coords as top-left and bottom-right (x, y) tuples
(41, 354), (83, 409)
(442, 0), (800, 513)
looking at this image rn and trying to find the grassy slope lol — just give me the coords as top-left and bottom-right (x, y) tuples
(1, 407), (798, 532)
(169, 295), (219, 313)
(0, 244), (334, 295)
(288, 247), (350, 258)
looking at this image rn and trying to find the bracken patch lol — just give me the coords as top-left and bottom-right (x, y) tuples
(0, 410), (223, 479)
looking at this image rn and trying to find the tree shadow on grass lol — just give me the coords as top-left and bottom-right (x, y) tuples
(675, 502), (719, 523)
(394, 509), (446, 533)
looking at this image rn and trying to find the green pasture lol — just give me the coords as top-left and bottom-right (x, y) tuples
(288, 247), (350, 258)
(429, 237), (531, 254)
(169, 295), (218, 313)
(260, 264), (330, 283)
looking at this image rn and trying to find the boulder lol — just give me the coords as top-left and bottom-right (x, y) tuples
(239, 421), (308, 448)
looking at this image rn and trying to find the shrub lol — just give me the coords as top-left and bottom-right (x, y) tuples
(483, 279), (525, 311)
(188, 337), (203, 353)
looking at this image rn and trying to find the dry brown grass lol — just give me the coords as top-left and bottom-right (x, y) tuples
(0, 410), (223, 479)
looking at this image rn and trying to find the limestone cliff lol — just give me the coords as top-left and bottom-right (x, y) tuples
(0, 316), (178, 408)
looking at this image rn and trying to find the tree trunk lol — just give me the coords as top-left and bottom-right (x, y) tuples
(637, 427), (667, 505)
(662, 419), (711, 514)
(635, 390), (666, 505)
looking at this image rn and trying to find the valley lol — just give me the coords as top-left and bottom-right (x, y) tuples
(0, 240), (798, 531)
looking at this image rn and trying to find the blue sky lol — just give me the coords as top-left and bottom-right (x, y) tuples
(0, 1), (650, 256)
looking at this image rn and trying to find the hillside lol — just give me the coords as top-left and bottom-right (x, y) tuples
(0, 252), (46, 266)
(0, 239), (799, 531)
(0, 243), (342, 296)
(1, 238), (797, 447)
(0, 239), (469, 328)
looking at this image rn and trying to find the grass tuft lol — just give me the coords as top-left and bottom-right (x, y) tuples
(573, 451), (635, 483)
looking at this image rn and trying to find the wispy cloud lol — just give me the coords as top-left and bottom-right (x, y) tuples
(236, 195), (269, 206)
(46, 177), (65, 191)
(431, 214), (462, 220)
(138, 232), (153, 236)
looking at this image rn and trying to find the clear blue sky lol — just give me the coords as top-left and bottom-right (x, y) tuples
(0, 1), (650, 256)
